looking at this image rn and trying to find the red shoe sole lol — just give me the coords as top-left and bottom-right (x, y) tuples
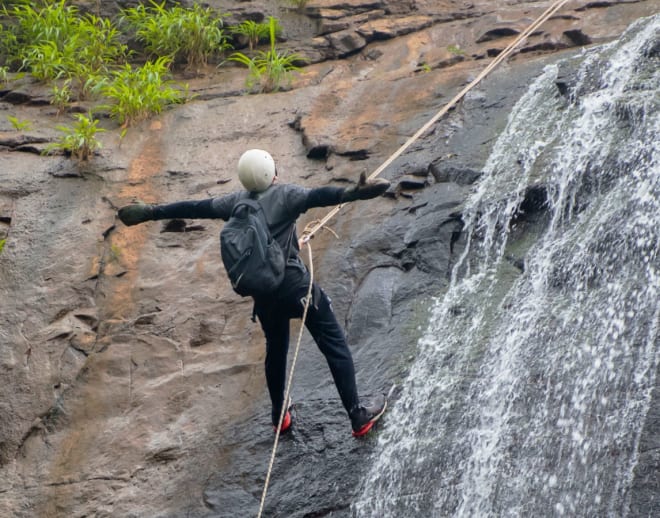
(352, 401), (387, 437)
(273, 411), (292, 434)
(352, 421), (375, 437)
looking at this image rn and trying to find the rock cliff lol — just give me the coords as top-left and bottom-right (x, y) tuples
(0, 1), (657, 516)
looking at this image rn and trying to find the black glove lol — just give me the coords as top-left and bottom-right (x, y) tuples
(117, 203), (155, 226)
(340, 172), (390, 202)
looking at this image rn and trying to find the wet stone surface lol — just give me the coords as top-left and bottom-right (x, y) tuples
(1, 2), (658, 517)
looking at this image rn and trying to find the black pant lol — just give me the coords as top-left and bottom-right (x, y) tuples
(254, 283), (360, 424)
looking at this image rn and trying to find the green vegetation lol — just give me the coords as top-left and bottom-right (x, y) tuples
(447, 44), (466, 56)
(45, 112), (105, 161)
(4, 1), (128, 98)
(74, 15), (127, 74)
(100, 57), (188, 128)
(110, 244), (122, 262)
(0, 2), (309, 161)
(2, 1), (77, 65)
(7, 115), (31, 131)
(230, 17), (305, 93)
(50, 81), (72, 115)
(20, 41), (65, 81)
(121, 1), (230, 67)
(232, 17), (281, 51)
(284, 0), (309, 9)
(0, 238), (5, 255)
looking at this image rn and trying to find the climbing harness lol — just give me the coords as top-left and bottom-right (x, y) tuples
(256, 1), (572, 515)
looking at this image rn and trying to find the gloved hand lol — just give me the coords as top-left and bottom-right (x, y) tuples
(117, 203), (155, 226)
(340, 172), (390, 202)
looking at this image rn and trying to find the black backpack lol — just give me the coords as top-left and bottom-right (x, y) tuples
(220, 198), (286, 297)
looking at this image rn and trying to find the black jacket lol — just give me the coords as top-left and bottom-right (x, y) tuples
(151, 183), (345, 300)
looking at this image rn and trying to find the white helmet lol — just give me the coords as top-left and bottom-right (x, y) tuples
(237, 149), (276, 192)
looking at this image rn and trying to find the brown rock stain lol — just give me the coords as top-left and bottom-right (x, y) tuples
(41, 122), (166, 515)
(4, 3), (655, 516)
(108, 121), (165, 319)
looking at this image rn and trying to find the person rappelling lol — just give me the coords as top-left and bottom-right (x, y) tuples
(117, 149), (390, 437)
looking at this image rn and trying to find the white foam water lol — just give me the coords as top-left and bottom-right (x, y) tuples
(354, 14), (659, 518)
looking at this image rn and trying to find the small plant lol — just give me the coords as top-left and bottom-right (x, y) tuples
(121, 1), (231, 67)
(7, 115), (31, 131)
(230, 17), (305, 93)
(231, 17), (281, 51)
(45, 112), (105, 161)
(21, 40), (69, 81)
(0, 23), (18, 64)
(109, 244), (122, 261)
(5, 1), (127, 101)
(284, 0), (309, 9)
(100, 57), (188, 127)
(0, 238), (5, 255)
(0, 66), (8, 84)
(50, 80), (72, 115)
(419, 62), (432, 73)
(447, 44), (465, 56)
(73, 70), (107, 101)
(3, 0), (79, 69)
(74, 14), (128, 75)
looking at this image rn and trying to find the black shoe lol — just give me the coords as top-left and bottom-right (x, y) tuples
(350, 394), (387, 437)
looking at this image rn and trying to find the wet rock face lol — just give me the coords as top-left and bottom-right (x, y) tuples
(75, 0), (655, 64)
(1, 1), (658, 517)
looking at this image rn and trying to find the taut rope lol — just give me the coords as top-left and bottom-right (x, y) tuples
(300, 0), (573, 244)
(256, 242), (315, 518)
(257, 1), (572, 514)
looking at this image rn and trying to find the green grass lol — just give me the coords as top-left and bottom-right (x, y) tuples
(109, 244), (122, 262)
(50, 81), (72, 115)
(74, 14), (127, 74)
(283, 0), (309, 9)
(100, 57), (188, 127)
(447, 44), (466, 56)
(230, 17), (306, 93)
(4, 1), (128, 98)
(45, 112), (105, 162)
(21, 40), (67, 81)
(231, 17), (281, 51)
(120, 1), (230, 67)
(0, 2), (299, 145)
(3, 0), (78, 64)
(7, 115), (31, 131)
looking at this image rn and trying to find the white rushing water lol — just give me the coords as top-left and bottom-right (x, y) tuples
(355, 14), (659, 517)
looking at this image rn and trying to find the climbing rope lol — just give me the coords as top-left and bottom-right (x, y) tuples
(257, 241), (315, 518)
(300, 0), (572, 244)
(257, 0), (572, 514)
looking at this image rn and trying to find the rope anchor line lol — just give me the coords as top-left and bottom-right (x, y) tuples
(301, 0), (573, 245)
(256, 1), (572, 515)
(257, 243), (314, 518)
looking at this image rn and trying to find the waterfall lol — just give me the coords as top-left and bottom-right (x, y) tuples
(355, 14), (659, 517)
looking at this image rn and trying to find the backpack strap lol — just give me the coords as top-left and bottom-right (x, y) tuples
(230, 197), (264, 217)
(233, 193), (295, 263)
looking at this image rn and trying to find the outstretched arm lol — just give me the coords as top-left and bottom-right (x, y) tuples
(117, 195), (238, 226)
(302, 173), (390, 211)
(339, 172), (390, 203)
(151, 199), (222, 220)
(294, 174), (390, 247)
